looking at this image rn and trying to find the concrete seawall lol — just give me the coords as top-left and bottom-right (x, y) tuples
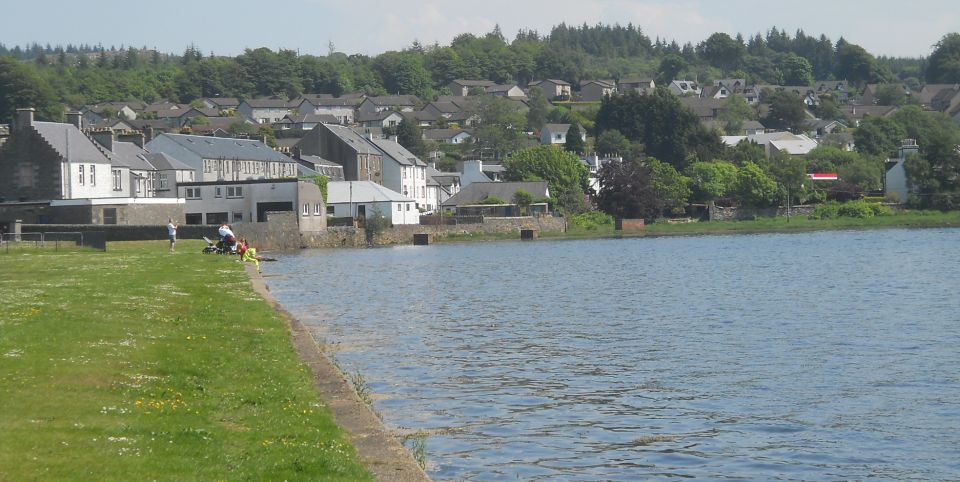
(244, 264), (430, 481)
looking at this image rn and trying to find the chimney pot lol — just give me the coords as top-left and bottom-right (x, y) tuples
(16, 108), (35, 130)
(67, 112), (83, 129)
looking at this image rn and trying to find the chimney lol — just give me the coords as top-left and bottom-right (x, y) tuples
(67, 112), (83, 129)
(90, 129), (115, 153)
(390, 135), (399, 143)
(292, 146), (302, 160)
(144, 126), (155, 143)
(118, 131), (145, 148)
(16, 108), (34, 130)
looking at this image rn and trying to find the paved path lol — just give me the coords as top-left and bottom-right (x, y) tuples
(245, 264), (430, 482)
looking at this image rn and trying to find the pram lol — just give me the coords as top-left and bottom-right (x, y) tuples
(201, 236), (236, 254)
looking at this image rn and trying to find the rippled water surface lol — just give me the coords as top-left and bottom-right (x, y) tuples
(264, 229), (960, 481)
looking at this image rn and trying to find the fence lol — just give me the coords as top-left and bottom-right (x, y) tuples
(418, 215), (484, 226)
(1, 231), (107, 252)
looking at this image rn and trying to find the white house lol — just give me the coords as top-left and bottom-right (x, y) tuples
(370, 138), (429, 209)
(540, 124), (584, 146)
(885, 139), (919, 204)
(423, 129), (472, 144)
(326, 181), (419, 225)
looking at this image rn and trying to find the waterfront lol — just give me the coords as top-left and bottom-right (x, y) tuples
(265, 229), (960, 481)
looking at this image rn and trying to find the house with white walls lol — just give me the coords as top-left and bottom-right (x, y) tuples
(326, 181), (419, 225)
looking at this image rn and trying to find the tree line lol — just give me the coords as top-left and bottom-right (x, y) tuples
(3, 26), (960, 125)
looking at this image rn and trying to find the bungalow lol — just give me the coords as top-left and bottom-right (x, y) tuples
(486, 84), (526, 98)
(402, 110), (441, 127)
(273, 113), (338, 131)
(839, 105), (898, 127)
(529, 79), (571, 100)
(448, 79), (496, 96)
(540, 124), (585, 146)
(617, 78), (656, 95)
(356, 110), (404, 128)
(579, 80), (616, 102)
(441, 181), (550, 216)
(201, 97), (240, 111)
(668, 80), (702, 97)
(422, 128), (472, 144)
(237, 98), (293, 124)
(357, 95), (419, 115)
(326, 180), (419, 225)
(722, 131), (818, 157)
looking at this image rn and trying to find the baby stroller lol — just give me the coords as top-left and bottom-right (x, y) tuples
(201, 236), (236, 254)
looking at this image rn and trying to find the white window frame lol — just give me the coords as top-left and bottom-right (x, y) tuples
(79, 165), (85, 185)
(313, 203), (321, 215)
(90, 165), (96, 185)
(302, 203), (309, 216)
(112, 169), (122, 191)
(227, 186), (243, 198)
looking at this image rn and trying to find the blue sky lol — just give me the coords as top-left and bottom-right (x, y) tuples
(2, 0), (956, 58)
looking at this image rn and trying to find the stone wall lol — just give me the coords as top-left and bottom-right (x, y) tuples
(708, 205), (816, 221)
(21, 214), (568, 251)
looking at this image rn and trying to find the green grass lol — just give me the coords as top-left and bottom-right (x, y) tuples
(0, 240), (372, 481)
(557, 210), (960, 239)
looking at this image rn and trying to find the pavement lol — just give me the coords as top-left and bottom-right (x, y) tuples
(245, 264), (431, 482)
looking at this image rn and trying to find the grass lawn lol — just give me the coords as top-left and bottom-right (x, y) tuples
(0, 240), (372, 481)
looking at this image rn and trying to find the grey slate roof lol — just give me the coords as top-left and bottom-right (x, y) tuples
(109, 142), (152, 170)
(32, 122), (111, 164)
(142, 152), (193, 171)
(442, 181), (549, 206)
(370, 138), (425, 166)
(205, 97), (240, 107)
(242, 98), (292, 109)
(152, 133), (295, 162)
(327, 181), (414, 204)
(365, 95), (419, 106)
(422, 129), (471, 141)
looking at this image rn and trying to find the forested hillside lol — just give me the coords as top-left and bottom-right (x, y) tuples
(3, 24), (957, 123)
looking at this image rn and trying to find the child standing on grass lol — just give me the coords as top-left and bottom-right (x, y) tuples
(167, 219), (178, 252)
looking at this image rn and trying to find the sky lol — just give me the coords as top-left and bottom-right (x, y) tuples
(2, 0), (956, 58)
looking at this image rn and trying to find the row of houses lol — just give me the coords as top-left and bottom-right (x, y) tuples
(0, 107), (539, 229)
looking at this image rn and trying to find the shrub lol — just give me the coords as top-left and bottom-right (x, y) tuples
(571, 211), (614, 230)
(837, 200), (876, 218)
(812, 201), (840, 219)
(477, 196), (507, 205)
(872, 204), (894, 216)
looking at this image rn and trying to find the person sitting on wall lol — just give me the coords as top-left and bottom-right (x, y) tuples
(238, 238), (264, 271)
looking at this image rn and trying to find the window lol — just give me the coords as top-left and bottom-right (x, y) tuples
(232, 212), (243, 222)
(215, 187), (222, 198)
(314, 203), (321, 215)
(403, 169), (407, 179)
(327, 206), (335, 215)
(158, 173), (169, 190)
(102, 208), (116, 225)
(112, 169), (122, 191)
(90, 165), (96, 185)
(227, 186), (243, 198)
(79, 165), (85, 185)
(302, 203), (309, 216)
(406, 203), (411, 211)
(206, 212), (228, 224)
(397, 203), (401, 211)
(185, 213), (203, 225)
(185, 187), (201, 199)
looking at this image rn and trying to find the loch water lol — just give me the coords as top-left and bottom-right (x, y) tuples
(264, 229), (960, 481)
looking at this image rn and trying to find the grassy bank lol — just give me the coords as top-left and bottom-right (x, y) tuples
(560, 210), (960, 239)
(0, 240), (371, 481)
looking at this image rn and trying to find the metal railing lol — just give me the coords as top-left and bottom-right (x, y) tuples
(1, 231), (106, 252)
